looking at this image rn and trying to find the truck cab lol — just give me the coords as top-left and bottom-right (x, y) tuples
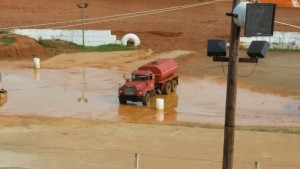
(118, 70), (155, 105)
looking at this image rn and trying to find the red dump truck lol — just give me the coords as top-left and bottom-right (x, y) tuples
(118, 58), (178, 105)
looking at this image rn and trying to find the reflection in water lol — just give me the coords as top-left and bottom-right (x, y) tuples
(0, 89), (7, 107)
(155, 110), (165, 122)
(77, 67), (88, 103)
(118, 93), (178, 123)
(0, 73), (7, 107)
(77, 91), (88, 103)
(0, 97), (7, 107)
(0, 72), (2, 88)
(0, 67), (119, 120)
(0, 67), (299, 127)
(33, 69), (41, 81)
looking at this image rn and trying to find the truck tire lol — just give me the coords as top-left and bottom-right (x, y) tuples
(142, 92), (151, 106)
(164, 81), (171, 95)
(119, 97), (127, 104)
(171, 80), (177, 92)
(160, 83), (165, 94)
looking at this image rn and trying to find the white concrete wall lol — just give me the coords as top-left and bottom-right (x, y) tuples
(13, 29), (117, 46)
(240, 31), (300, 50)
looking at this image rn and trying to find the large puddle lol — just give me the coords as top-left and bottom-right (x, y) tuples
(0, 67), (299, 127)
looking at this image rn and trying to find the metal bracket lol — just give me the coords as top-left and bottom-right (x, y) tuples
(213, 57), (258, 63)
(226, 13), (238, 18)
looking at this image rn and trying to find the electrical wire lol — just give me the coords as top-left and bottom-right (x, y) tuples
(240, 65), (300, 80)
(222, 62), (228, 77)
(217, 60), (299, 79)
(238, 62), (258, 77)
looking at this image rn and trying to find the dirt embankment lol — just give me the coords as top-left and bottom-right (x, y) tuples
(0, 35), (45, 60)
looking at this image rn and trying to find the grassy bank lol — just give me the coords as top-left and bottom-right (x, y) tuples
(38, 39), (138, 52)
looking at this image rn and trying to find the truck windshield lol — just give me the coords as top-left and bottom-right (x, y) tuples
(132, 75), (148, 81)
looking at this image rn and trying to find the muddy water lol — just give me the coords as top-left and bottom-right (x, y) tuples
(0, 67), (299, 127)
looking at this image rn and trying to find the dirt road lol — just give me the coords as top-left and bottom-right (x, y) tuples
(0, 117), (300, 169)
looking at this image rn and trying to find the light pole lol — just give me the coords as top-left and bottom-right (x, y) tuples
(77, 2), (88, 47)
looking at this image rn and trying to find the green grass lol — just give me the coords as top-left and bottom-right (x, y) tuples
(85, 44), (139, 51)
(168, 122), (300, 135)
(1, 36), (15, 45)
(269, 47), (300, 52)
(239, 127), (300, 134)
(0, 31), (9, 35)
(240, 44), (300, 52)
(38, 39), (138, 52)
(38, 38), (58, 48)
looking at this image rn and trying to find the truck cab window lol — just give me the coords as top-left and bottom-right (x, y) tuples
(149, 75), (153, 80)
(133, 75), (148, 81)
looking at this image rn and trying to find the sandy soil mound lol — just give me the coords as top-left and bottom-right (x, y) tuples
(42, 49), (195, 70)
(0, 35), (45, 60)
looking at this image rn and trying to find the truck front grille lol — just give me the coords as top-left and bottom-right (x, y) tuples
(124, 87), (135, 95)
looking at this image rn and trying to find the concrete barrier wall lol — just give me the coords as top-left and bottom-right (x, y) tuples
(240, 31), (300, 50)
(13, 29), (117, 46)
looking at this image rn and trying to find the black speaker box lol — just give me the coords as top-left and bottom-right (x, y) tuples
(244, 3), (276, 37)
(207, 40), (226, 57)
(247, 41), (270, 58)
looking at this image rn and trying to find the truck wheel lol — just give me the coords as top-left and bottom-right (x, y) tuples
(119, 98), (127, 104)
(164, 81), (171, 95)
(160, 83), (165, 94)
(171, 80), (177, 92)
(142, 92), (151, 106)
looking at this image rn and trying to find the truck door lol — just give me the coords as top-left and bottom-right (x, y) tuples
(146, 75), (155, 90)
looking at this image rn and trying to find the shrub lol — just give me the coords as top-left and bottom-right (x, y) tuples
(2, 36), (15, 45)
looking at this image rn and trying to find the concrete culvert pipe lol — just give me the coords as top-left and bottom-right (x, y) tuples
(121, 33), (140, 46)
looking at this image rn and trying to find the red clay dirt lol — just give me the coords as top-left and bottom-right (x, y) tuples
(0, 0), (299, 57)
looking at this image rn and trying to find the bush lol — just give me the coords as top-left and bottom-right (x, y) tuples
(0, 31), (9, 34)
(2, 36), (15, 45)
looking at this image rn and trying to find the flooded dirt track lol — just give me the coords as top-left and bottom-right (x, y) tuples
(0, 67), (299, 127)
(0, 67), (120, 120)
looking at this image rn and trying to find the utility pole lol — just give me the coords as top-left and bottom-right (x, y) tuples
(208, 2), (275, 169)
(77, 2), (88, 47)
(222, 0), (240, 169)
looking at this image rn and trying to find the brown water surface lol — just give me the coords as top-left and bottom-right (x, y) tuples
(0, 67), (299, 127)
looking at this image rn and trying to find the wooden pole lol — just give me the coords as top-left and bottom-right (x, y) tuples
(222, 0), (240, 169)
(0, 73), (2, 89)
(254, 161), (260, 169)
(213, 57), (258, 63)
(135, 153), (139, 169)
(77, 3), (88, 47)
(81, 7), (85, 47)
